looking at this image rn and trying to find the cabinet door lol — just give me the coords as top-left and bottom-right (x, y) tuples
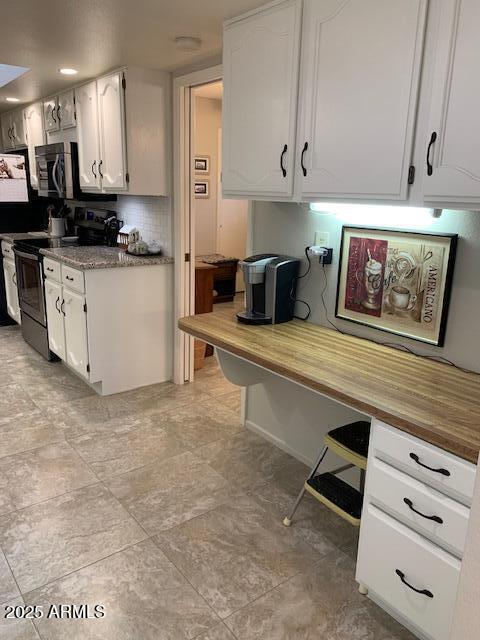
(63, 288), (89, 379)
(43, 98), (59, 132)
(58, 90), (76, 129)
(75, 81), (101, 191)
(1, 114), (13, 150)
(10, 111), (26, 148)
(45, 279), (65, 359)
(423, 0), (480, 204)
(298, 0), (427, 200)
(3, 259), (20, 324)
(97, 72), (127, 191)
(24, 103), (45, 189)
(222, 0), (302, 198)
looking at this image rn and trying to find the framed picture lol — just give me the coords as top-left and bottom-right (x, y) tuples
(194, 156), (210, 174)
(336, 226), (458, 346)
(194, 180), (209, 198)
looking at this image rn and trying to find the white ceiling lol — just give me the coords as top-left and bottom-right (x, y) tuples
(194, 81), (223, 100)
(0, 0), (264, 113)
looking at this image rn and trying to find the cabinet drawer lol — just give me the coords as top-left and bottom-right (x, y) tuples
(372, 420), (476, 506)
(43, 258), (61, 282)
(356, 504), (461, 640)
(61, 264), (85, 293)
(1, 241), (13, 259)
(368, 457), (469, 558)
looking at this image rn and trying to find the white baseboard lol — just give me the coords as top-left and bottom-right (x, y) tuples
(245, 419), (313, 467)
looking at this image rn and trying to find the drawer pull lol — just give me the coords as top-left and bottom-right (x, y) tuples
(65, 275), (74, 281)
(403, 498), (443, 524)
(395, 570), (434, 599)
(46, 267), (54, 272)
(409, 453), (451, 477)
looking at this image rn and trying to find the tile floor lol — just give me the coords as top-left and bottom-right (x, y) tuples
(0, 324), (415, 640)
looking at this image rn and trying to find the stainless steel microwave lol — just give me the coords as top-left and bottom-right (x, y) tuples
(35, 142), (74, 199)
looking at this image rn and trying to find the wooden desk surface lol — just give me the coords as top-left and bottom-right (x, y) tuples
(179, 309), (480, 463)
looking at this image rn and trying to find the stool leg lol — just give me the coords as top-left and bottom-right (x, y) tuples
(283, 445), (328, 527)
(359, 468), (366, 494)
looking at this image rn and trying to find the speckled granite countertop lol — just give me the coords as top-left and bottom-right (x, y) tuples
(0, 232), (46, 244)
(40, 246), (174, 270)
(196, 253), (239, 264)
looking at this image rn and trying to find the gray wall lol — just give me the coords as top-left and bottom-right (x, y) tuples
(244, 203), (480, 466)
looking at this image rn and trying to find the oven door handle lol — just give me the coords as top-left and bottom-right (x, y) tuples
(52, 155), (62, 197)
(13, 248), (40, 262)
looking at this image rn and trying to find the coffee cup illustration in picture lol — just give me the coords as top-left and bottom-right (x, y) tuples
(390, 285), (417, 311)
(356, 258), (383, 310)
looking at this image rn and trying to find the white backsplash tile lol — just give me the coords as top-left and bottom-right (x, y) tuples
(116, 196), (172, 256)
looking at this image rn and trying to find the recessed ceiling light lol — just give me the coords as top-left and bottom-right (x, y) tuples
(6, 97), (19, 102)
(175, 36), (202, 52)
(59, 68), (78, 75)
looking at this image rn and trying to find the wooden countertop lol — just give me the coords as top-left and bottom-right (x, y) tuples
(179, 309), (480, 463)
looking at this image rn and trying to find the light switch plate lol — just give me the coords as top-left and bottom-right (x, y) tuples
(314, 231), (330, 247)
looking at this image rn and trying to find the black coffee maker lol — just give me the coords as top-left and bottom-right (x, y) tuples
(237, 254), (300, 325)
(73, 207), (121, 246)
(104, 216), (121, 246)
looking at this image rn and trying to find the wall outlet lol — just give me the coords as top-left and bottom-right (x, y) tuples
(314, 231), (330, 247)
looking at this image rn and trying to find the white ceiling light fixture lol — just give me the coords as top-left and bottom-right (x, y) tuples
(59, 68), (78, 76)
(175, 36), (202, 52)
(6, 97), (20, 103)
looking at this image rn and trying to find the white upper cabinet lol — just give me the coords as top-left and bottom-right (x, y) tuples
(43, 98), (58, 132)
(297, 0), (427, 200)
(24, 102), (45, 189)
(43, 90), (76, 133)
(75, 81), (101, 191)
(97, 72), (127, 191)
(1, 110), (27, 150)
(57, 90), (76, 129)
(423, 0), (480, 204)
(222, 0), (302, 198)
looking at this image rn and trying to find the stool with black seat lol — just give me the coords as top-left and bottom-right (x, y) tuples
(283, 420), (371, 528)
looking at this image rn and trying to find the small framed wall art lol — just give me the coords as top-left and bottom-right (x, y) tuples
(336, 226), (458, 346)
(194, 180), (209, 198)
(194, 156), (210, 174)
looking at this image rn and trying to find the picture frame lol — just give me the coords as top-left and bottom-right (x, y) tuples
(335, 226), (458, 346)
(194, 156), (210, 174)
(194, 180), (209, 198)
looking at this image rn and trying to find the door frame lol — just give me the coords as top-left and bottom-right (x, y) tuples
(173, 64), (222, 384)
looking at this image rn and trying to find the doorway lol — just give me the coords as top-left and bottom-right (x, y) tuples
(173, 66), (250, 385)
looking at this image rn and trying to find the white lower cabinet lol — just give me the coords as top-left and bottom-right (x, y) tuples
(44, 274), (88, 379)
(44, 279), (66, 360)
(63, 288), (89, 378)
(357, 504), (461, 640)
(357, 419), (476, 640)
(43, 259), (173, 395)
(3, 258), (21, 324)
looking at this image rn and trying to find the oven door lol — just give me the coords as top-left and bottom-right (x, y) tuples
(14, 249), (46, 326)
(36, 151), (67, 198)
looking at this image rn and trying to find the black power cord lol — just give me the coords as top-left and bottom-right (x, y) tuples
(292, 246), (312, 320)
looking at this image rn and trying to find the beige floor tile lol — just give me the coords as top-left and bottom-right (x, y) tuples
(0, 442), (97, 515)
(106, 451), (244, 535)
(0, 549), (19, 605)
(156, 495), (320, 619)
(247, 480), (358, 557)
(8, 355), (86, 389)
(216, 390), (242, 413)
(0, 597), (40, 640)
(0, 384), (38, 420)
(26, 539), (219, 640)
(155, 399), (243, 448)
(121, 379), (211, 414)
(36, 395), (134, 439)
(0, 412), (65, 460)
(195, 622), (237, 640)
(0, 484), (146, 592)
(194, 430), (306, 491)
(70, 422), (188, 479)
(224, 549), (415, 640)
